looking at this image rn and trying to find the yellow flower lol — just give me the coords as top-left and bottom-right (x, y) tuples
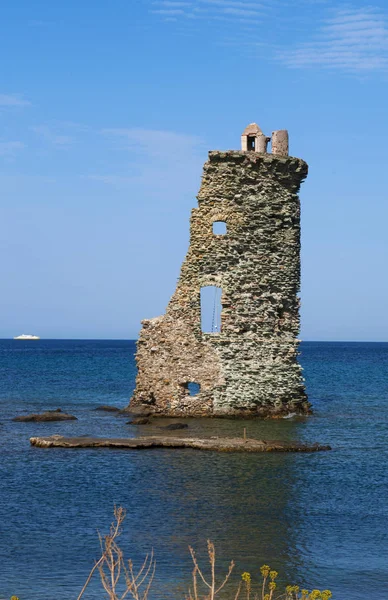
(260, 565), (271, 578)
(242, 572), (251, 583)
(302, 590), (309, 597)
(309, 591), (322, 600)
(264, 595), (270, 600)
(269, 582), (277, 591)
(286, 585), (294, 594)
(270, 570), (278, 581)
(321, 591), (332, 600)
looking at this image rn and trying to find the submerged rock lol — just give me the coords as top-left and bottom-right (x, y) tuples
(127, 417), (151, 425)
(13, 409), (77, 422)
(157, 423), (188, 430)
(94, 406), (121, 412)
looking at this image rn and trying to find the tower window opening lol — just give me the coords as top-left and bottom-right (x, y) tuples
(212, 221), (227, 235)
(247, 136), (255, 151)
(200, 286), (222, 333)
(185, 382), (201, 396)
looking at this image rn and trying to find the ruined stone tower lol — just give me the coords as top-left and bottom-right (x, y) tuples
(130, 123), (310, 417)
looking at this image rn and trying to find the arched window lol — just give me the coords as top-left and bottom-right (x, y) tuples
(200, 286), (222, 333)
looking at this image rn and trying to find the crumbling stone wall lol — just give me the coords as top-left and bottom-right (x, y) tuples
(130, 148), (310, 417)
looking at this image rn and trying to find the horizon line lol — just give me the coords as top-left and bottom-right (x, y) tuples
(1, 338), (388, 343)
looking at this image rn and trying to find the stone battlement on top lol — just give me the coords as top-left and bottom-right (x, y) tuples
(241, 122), (289, 156)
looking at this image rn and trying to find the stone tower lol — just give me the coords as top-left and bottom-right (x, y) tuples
(130, 123), (310, 417)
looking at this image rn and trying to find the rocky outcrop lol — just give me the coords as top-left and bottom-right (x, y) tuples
(130, 145), (310, 418)
(13, 409), (77, 422)
(30, 435), (330, 453)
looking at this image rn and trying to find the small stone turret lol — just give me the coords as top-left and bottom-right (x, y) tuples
(272, 130), (289, 156)
(240, 123), (269, 153)
(241, 123), (289, 156)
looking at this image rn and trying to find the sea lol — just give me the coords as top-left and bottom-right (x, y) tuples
(0, 340), (387, 600)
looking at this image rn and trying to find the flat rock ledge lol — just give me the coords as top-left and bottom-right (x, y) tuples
(14, 409), (77, 422)
(29, 435), (331, 453)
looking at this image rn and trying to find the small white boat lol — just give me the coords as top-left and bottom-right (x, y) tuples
(13, 334), (40, 340)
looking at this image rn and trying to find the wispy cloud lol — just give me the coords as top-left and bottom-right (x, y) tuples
(149, 0), (388, 73)
(154, 1), (191, 6)
(222, 7), (262, 16)
(28, 19), (53, 27)
(155, 0), (264, 6)
(0, 93), (31, 107)
(277, 7), (388, 71)
(86, 174), (136, 189)
(101, 127), (204, 158)
(0, 141), (26, 156)
(88, 127), (205, 191)
(151, 8), (186, 15)
(199, 0), (265, 7)
(30, 125), (75, 146)
(151, 0), (266, 23)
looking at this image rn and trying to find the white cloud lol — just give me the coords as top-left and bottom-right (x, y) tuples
(30, 125), (75, 146)
(86, 174), (135, 188)
(0, 93), (31, 107)
(199, 0), (265, 7)
(222, 7), (262, 16)
(0, 141), (26, 156)
(89, 128), (206, 191)
(151, 0), (266, 23)
(155, 1), (192, 6)
(151, 8), (186, 14)
(277, 7), (388, 72)
(101, 127), (204, 159)
(28, 19), (52, 27)
(154, 0), (265, 6)
(149, 0), (388, 73)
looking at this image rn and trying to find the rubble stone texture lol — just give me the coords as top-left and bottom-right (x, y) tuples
(130, 124), (310, 417)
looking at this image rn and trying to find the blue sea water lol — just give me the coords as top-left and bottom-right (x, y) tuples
(0, 340), (387, 600)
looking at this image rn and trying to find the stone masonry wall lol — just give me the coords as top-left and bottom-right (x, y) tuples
(130, 150), (310, 417)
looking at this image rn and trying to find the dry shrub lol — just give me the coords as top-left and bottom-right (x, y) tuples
(77, 507), (332, 600)
(186, 540), (238, 600)
(77, 506), (155, 600)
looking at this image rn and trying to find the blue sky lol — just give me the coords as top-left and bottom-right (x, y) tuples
(1, 0), (388, 340)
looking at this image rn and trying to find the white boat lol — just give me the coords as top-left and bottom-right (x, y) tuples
(13, 334), (40, 340)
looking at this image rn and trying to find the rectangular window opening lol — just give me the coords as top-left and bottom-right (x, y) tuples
(185, 382), (201, 396)
(213, 221), (227, 235)
(200, 286), (222, 333)
(247, 136), (255, 151)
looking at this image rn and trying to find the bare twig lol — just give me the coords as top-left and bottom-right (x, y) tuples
(77, 506), (155, 600)
(234, 582), (242, 600)
(188, 541), (237, 600)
